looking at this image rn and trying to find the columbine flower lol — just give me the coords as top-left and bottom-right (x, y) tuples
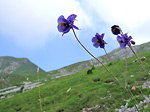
(117, 33), (132, 48)
(57, 14), (79, 36)
(92, 33), (107, 48)
(111, 25), (122, 35)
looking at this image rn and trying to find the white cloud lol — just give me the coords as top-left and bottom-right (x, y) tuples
(82, 0), (150, 44)
(0, 0), (149, 49)
(85, 0), (150, 27)
(0, 0), (92, 49)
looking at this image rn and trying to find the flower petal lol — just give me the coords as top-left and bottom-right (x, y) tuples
(117, 36), (123, 42)
(67, 14), (77, 22)
(93, 43), (100, 48)
(128, 36), (132, 40)
(72, 25), (79, 30)
(62, 28), (70, 36)
(100, 40), (105, 48)
(95, 33), (100, 37)
(101, 33), (105, 39)
(57, 24), (63, 32)
(120, 43), (126, 48)
(92, 37), (97, 42)
(57, 15), (65, 23)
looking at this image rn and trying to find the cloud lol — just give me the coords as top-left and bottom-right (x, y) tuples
(81, 0), (150, 44)
(0, 0), (149, 49)
(84, 0), (150, 27)
(0, 0), (92, 49)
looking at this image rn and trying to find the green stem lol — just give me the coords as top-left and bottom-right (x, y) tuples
(140, 64), (143, 88)
(103, 48), (112, 62)
(64, 93), (68, 111)
(129, 46), (149, 76)
(37, 68), (42, 112)
(125, 48), (127, 88)
(103, 48), (123, 81)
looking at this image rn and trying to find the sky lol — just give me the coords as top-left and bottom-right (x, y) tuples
(0, 0), (150, 72)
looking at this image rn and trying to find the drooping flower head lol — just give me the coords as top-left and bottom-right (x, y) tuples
(92, 33), (107, 48)
(57, 14), (79, 36)
(131, 40), (136, 45)
(111, 25), (122, 35)
(117, 33), (132, 48)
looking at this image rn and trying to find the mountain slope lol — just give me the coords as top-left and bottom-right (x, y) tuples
(49, 41), (150, 77)
(0, 50), (150, 111)
(0, 56), (45, 74)
(0, 56), (46, 89)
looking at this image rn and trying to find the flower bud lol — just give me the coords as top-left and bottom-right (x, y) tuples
(111, 25), (121, 35)
(131, 86), (136, 91)
(131, 40), (136, 45)
(141, 57), (146, 61)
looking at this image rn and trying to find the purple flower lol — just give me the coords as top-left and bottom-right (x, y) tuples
(117, 33), (132, 48)
(57, 14), (79, 36)
(92, 33), (107, 48)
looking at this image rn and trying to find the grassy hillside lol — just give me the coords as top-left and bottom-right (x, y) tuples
(0, 51), (150, 111)
(49, 42), (150, 78)
(0, 72), (51, 89)
(0, 56), (46, 89)
(0, 56), (45, 74)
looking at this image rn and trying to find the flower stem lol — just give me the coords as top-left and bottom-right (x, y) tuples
(64, 93), (68, 111)
(103, 48), (122, 79)
(129, 46), (149, 76)
(72, 28), (139, 111)
(64, 87), (71, 111)
(37, 67), (42, 112)
(103, 48), (112, 62)
(140, 64), (143, 88)
(143, 61), (150, 68)
(125, 48), (127, 88)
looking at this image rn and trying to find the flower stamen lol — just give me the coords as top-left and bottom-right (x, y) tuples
(96, 39), (102, 44)
(60, 22), (69, 27)
(118, 40), (123, 45)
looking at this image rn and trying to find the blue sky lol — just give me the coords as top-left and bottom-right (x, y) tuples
(0, 0), (150, 72)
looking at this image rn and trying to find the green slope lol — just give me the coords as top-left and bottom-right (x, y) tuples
(0, 51), (150, 112)
(0, 56), (46, 89)
(0, 56), (45, 74)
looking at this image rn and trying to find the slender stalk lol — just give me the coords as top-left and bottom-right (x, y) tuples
(143, 61), (150, 68)
(103, 48), (138, 109)
(140, 64), (143, 88)
(37, 67), (42, 112)
(142, 61), (150, 89)
(64, 88), (71, 111)
(103, 48), (122, 80)
(103, 48), (112, 62)
(129, 46), (149, 76)
(64, 93), (68, 111)
(125, 48), (127, 88)
(72, 28), (139, 111)
(138, 87), (144, 97)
